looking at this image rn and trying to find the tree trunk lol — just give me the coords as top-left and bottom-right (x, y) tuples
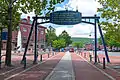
(5, 1), (12, 66)
(110, 46), (112, 51)
(0, 28), (3, 68)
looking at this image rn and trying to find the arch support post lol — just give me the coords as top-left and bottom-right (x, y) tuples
(94, 15), (97, 63)
(33, 15), (38, 64)
(21, 19), (35, 66)
(97, 19), (110, 63)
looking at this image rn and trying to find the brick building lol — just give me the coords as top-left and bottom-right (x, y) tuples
(85, 43), (104, 50)
(2, 16), (46, 50)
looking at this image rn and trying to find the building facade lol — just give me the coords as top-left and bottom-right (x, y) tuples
(85, 43), (104, 50)
(2, 16), (46, 50)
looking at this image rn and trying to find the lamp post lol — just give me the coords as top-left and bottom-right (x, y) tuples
(49, 26), (52, 54)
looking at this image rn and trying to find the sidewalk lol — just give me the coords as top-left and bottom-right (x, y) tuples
(45, 51), (115, 80)
(1, 51), (119, 80)
(71, 53), (113, 80)
(5, 52), (65, 80)
(45, 51), (75, 80)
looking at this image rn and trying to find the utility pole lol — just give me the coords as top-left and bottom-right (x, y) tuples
(49, 26), (52, 53)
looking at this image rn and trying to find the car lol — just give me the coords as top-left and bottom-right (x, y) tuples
(69, 48), (74, 52)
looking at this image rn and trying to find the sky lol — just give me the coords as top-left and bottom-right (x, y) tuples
(21, 0), (102, 38)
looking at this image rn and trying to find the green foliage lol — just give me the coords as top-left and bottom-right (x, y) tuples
(72, 42), (84, 48)
(71, 37), (94, 44)
(98, 0), (120, 47)
(0, 0), (65, 66)
(98, 37), (102, 45)
(58, 30), (72, 46)
(52, 38), (66, 49)
(46, 26), (57, 46)
(0, 0), (65, 29)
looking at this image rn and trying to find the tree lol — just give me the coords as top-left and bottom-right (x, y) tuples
(58, 30), (72, 46)
(52, 38), (66, 50)
(98, 0), (120, 48)
(72, 42), (84, 48)
(0, 0), (64, 66)
(46, 26), (57, 47)
(98, 37), (102, 45)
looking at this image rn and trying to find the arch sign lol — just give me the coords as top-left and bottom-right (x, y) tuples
(50, 11), (82, 25)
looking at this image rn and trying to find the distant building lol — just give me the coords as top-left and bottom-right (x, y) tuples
(2, 16), (46, 50)
(85, 43), (104, 50)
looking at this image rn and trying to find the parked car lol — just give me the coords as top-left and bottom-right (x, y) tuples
(69, 48), (74, 52)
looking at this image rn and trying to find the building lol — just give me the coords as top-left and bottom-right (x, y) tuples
(2, 16), (46, 50)
(85, 43), (104, 50)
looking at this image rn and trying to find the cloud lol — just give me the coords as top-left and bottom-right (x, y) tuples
(21, 0), (102, 38)
(54, 0), (101, 38)
(55, 23), (100, 38)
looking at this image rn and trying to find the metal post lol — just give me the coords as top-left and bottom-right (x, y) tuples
(103, 57), (106, 69)
(48, 53), (49, 58)
(89, 55), (92, 62)
(97, 19), (110, 63)
(24, 57), (26, 69)
(94, 15), (97, 63)
(40, 55), (42, 62)
(21, 19), (35, 64)
(33, 15), (38, 64)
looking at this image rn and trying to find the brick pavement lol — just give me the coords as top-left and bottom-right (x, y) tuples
(75, 51), (120, 80)
(71, 52), (115, 80)
(45, 52), (75, 80)
(4, 52), (65, 80)
(1, 51), (120, 80)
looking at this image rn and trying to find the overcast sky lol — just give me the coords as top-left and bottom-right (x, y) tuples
(21, 0), (102, 38)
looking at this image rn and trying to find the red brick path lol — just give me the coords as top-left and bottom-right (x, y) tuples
(71, 53), (113, 80)
(5, 52), (65, 80)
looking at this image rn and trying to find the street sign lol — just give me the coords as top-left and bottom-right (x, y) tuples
(2, 32), (8, 40)
(50, 11), (82, 25)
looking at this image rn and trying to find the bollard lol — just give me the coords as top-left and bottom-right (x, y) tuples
(84, 53), (86, 58)
(52, 52), (54, 56)
(40, 55), (42, 62)
(48, 53), (49, 58)
(103, 57), (106, 69)
(81, 52), (83, 56)
(98, 56), (100, 63)
(89, 55), (92, 62)
(24, 57), (26, 69)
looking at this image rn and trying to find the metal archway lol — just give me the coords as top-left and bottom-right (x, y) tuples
(21, 11), (110, 68)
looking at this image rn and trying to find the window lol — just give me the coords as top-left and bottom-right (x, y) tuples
(41, 31), (44, 34)
(22, 19), (27, 23)
(23, 27), (27, 32)
(23, 36), (27, 40)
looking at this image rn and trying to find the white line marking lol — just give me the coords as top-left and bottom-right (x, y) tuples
(4, 53), (61, 80)
(0, 66), (23, 75)
(99, 63), (120, 74)
(77, 54), (116, 80)
(0, 53), (52, 75)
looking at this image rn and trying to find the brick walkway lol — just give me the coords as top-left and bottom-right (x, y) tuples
(4, 52), (65, 80)
(74, 51), (120, 80)
(0, 51), (120, 80)
(45, 52), (75, 80)
(71, 53), (113, 80)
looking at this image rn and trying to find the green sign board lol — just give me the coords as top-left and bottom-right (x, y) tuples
(50, 11), (82, 25)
